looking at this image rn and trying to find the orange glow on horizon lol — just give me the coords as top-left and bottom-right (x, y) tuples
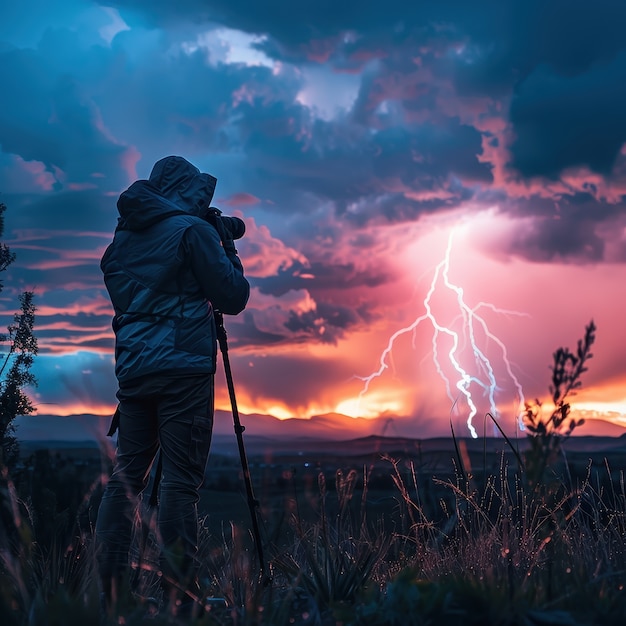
(33, 401), (116, 417)
(335, 395), (406, 419)
(27, 396), (626, 438)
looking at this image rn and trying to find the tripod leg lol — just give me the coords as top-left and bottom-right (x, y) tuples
(215, 312), (269, 584)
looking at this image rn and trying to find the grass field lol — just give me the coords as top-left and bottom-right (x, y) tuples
(2, 429), (626, 625)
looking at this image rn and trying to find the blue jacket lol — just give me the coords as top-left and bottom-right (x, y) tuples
(101, 156), (250, 383)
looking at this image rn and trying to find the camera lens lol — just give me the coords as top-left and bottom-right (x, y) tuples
(221, 215), (246, 240)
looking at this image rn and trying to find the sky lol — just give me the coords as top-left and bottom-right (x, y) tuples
(1, 0), (626, 441)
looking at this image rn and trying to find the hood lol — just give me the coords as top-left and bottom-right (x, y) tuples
(116, 181), (186, 231)
(149, 156), (217, 215)
(115, 156), (217, 231)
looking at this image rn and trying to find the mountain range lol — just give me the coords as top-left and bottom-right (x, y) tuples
(14, 408), (626, 446)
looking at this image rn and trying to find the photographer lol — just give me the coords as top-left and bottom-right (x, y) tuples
(95, 156), (249, 619)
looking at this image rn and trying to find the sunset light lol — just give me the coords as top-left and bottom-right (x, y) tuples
(335, 395), (406, 420)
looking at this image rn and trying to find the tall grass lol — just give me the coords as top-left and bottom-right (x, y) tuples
(2, 441), (626, 625)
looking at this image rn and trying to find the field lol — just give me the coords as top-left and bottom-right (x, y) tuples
(1, 431), (626, 625)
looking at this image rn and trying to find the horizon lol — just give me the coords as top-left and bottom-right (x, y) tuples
(1, 2), (626, 441)
(13, 408), (626, 445)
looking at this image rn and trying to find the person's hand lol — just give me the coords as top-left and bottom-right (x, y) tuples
(213, 217), (233, 246)
(214, 218), (238, 255)
(200, 207), (236, 253)
(222, 238), (237, 255)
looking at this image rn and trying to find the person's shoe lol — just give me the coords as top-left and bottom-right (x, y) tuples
(204, 597), (227, 609)
(142, 596), (160, 619)
(174, 594), (228, 620)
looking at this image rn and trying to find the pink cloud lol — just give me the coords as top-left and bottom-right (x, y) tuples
(302, 38), (335, 63)
(219, 192), (261, 207)
(9, 229), (112, 242)
(67, 182), (98, 191)
(232, 84), (256, 107)
(120, 145), (141, 185)
(36, 321), (110, 332)
(38, 335), (114, 355)
(35, 295), (113, 318)
(343, 47), (389, 71)
(237, 216), (309, 278)
(22, 258), (100, 271)
(475, 119), (626, 204)
(0, 155), (56, 193)
(6, 239), (109, 281)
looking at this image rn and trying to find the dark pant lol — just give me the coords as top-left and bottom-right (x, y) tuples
(95, 373), (214, 604)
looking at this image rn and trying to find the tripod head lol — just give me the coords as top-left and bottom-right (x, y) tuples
(214, 310), (228, 352)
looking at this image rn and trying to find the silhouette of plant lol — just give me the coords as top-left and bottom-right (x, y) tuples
(523, 320), (596, 490)
(0, 203), (38, 467)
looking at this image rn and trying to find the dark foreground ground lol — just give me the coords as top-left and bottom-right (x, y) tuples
(16, 432), (626, 545)
(5, 433), (626, 625)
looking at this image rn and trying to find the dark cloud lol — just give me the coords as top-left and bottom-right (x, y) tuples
(229, 349), (351, 408)
(0, 44), (134, 191)
(340, 191), (465, 228)
(284, 302), (360, 344)
(217, 303), (365, 349)
(0, 191), (114, 299)
(102, 0), (626, 183)
(372, 123), (491, 183)
(252, 260), (389, 297)
(451, 1), (626, 92)
(223, 310), (285, 348)
(2, 191), (116, 233)
(232, 101), (378, 209)
(508, 216), (606, 263)
(2, 4), (489, 232)
(104, 0), (410, 46)
(37, 312), (113, 329)
(103, 1), (626, 75)
(237, 104), (488, 218)
(93, 31), (303, 165)
(12, 265), (102, 292)
(0, 0), (89, 47)
(509, 54), (626, 178)
(502, 193), (625, 263)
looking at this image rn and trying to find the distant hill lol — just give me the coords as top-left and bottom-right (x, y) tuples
(14, 410), (626, 441)
(13, 410), (420, 442)
(14, 410), (626, 458)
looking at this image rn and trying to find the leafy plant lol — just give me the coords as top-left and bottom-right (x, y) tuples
(0, 203), (38, 467)
(523, 320), (596, 490)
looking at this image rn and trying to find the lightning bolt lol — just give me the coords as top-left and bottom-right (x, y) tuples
(357, 229), (527, 438)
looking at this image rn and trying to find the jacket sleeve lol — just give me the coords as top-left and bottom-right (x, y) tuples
(182, 221), (250, 315)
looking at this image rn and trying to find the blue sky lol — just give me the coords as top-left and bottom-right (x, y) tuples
(2, 1), (626, 439)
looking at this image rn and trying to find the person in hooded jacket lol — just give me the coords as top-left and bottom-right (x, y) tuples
(95, 156), (250, 618)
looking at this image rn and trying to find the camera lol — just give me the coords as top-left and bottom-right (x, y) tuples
(201, 206), (245, 240)
(218, 214), (246, 240)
